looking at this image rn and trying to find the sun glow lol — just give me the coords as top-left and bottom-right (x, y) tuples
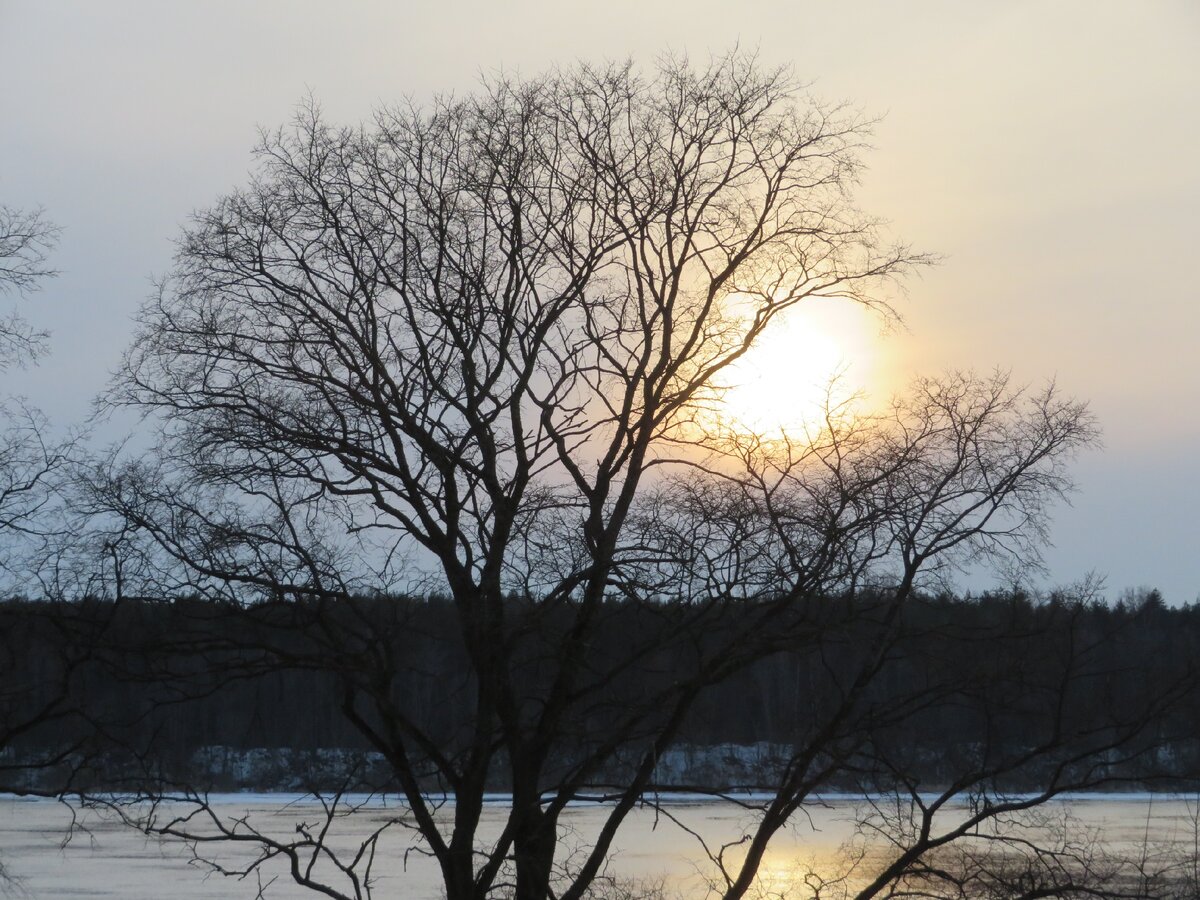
(708, 300), (877, 438)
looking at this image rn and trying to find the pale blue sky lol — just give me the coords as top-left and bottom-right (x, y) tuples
(1, 0), (1197, 600)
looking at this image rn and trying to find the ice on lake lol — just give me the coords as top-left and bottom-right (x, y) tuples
(1, 793), (1197, 898)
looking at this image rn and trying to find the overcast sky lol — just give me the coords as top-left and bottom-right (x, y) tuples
(1, 0), (1197, 601)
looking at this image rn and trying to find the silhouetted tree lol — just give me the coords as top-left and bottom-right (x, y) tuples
(71, 55), (1168, 900)
(0, 205), (91, 810)
(0, 204), (67, 556)
(0, 204), (58, 366)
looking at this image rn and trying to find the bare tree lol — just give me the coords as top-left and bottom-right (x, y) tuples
(0, 204), (95, 807)
(71, 54), (1153, 899)
(0, 204), (59, 368)
(0, 202), (67, 560)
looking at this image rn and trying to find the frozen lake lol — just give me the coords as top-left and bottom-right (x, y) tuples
(1, 793), (1197, 898)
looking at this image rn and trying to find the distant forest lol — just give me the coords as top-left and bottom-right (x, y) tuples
(4, 587), (1197, 794)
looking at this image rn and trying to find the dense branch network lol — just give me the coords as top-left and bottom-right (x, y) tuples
(50, 54), (1139, 900)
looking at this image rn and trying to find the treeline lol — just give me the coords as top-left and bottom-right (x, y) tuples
(2, 587), (1198, 793)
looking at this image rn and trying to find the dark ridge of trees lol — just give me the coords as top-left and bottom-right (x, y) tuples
(4, 587), (1198, 795)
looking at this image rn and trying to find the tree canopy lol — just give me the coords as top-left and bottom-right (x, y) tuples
(49, 55), (1140, 900)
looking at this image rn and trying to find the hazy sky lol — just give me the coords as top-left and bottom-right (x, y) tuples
(2, 1), (1197, 601)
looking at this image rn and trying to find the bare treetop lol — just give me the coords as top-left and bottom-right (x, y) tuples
(0, 205), (59, 368)
(0, 205), (59, 297)
(77, 54), (1111, 900)
(109, 55), (926, 595)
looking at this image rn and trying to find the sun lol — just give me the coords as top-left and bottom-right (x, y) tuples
(709, 300), (873, 438)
